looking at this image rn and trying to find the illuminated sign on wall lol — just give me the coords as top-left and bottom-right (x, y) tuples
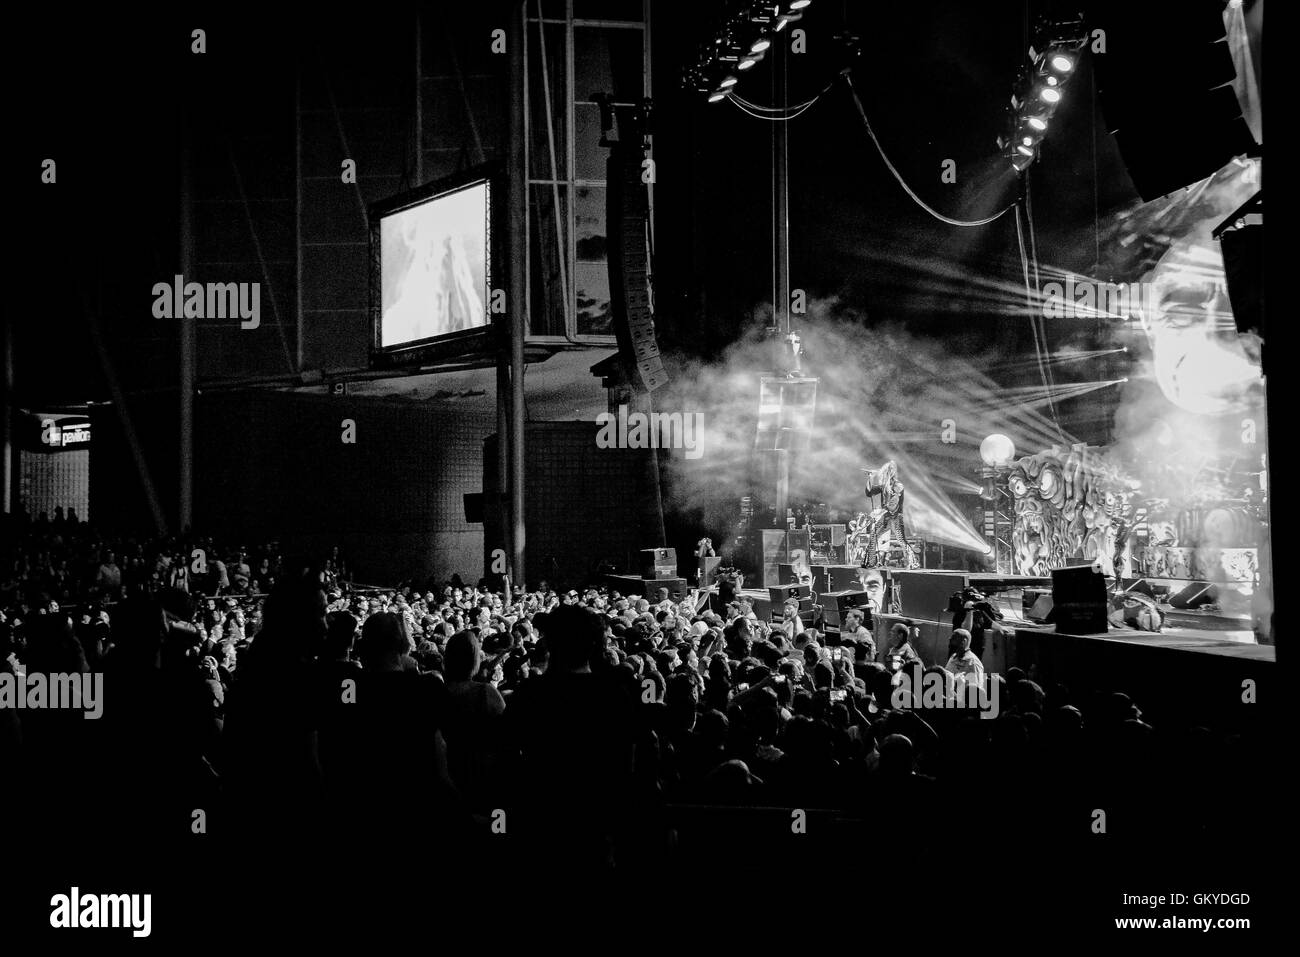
(43, 419), (91, 448)
(22, 413), (92, 453)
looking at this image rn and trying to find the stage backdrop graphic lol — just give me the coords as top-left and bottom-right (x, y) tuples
(1008, 446), (1133, 579)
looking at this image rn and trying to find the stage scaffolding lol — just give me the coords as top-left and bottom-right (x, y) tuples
(981, 465), (1015, 576)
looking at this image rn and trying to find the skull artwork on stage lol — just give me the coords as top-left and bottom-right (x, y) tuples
(1008, 447), (1134, 579)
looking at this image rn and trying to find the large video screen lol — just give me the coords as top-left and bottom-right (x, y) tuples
(377, 179), (489, 349)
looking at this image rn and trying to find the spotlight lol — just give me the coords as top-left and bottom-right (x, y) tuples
(739, 56), (760, 70)
(720, 75), (738, 88)
(750, 38), (771, 53)
(1000, 16), (1088, 171)
(708, 89), (728, 103)
(789, 0), (812, 8)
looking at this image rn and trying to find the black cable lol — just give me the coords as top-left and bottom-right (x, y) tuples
(843, 72), (1014, 228)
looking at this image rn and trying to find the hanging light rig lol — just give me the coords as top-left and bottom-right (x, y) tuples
(684, 1), (812, 103)
(998, 15), (1089, 172)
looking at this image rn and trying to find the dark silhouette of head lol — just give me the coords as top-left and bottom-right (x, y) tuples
(540, 604), (605, 673)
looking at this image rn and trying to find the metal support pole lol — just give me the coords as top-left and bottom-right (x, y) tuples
(496, 345), (511, 572)
(770, 42), (791, 527)
(179, 121), (196, 533)
(1, 320), (13, 514)
(774, 40), (790, 334)
(295, 55), (305, 372)
(774, 449), (789, 529)
(508, 1), (528, 585)
(415, 9), (424, 185)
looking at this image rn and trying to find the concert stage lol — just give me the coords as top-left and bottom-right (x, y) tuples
(733, 559), (1273, 728)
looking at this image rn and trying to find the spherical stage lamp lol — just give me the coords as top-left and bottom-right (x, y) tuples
(980, 433), (1016, 467)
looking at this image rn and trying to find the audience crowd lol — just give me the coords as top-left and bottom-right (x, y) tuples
(1, 512), (1270, 890)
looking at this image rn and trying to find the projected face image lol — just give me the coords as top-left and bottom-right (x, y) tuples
(380, 183), (488, 347)
(1139, 160), (1262, 416)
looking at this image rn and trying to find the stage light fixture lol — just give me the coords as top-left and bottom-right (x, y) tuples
(981, 433), (1017, 467)
(686, 2), (809, 102)
(1000, 15), (1088, 171)
(1011, 147), (1036, 172)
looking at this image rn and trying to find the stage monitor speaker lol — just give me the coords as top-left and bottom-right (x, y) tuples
(769, 583), (812, 604)
(639, 547), (677, 580)
(1051, 565), (1109, 634)
(821, 590), (871, 629)
(1169, 581), (1218, 609)
(892, 570), (965, 622)
(642, 578), (688, 602)
(827, 565), (863, 592)
(1028, 594), (1054, 623)
(1089, 0), (1256, 201)
(1123, 579), (1157, 599)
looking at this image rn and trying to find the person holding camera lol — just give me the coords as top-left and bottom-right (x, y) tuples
(951, 587), (1003, 661)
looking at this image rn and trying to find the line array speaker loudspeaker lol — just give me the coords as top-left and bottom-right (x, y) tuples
(607, 141), (667, 392)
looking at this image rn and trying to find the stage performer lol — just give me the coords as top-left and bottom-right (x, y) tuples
(861, 461), (919, 569)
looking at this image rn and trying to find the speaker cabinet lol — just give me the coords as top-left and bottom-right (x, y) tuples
(1051, 565), (1109, 633)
